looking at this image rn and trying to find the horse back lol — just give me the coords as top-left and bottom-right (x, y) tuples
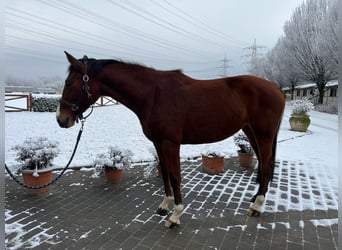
(142, 74), (284, 144)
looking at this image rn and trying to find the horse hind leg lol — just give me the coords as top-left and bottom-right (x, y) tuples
(242, 127), (262, 189)
(247, 137), (274, 217)
(242, 126), (260, 160)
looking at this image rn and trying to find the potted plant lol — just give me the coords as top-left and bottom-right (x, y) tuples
(289, 99), (314, 132)
(93, 146), (133, 183)
(201, 149), (224, 174)
(12, 136), (60, 194)
(233, 131), (254, 168)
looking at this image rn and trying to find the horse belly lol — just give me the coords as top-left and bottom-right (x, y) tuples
(181, 113), (244, 144)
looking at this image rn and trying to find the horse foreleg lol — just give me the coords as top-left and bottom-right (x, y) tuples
(157, 195), (173, 216)
(165, 163), (184, 228)
(155, 141), (184, 228)
(155, 161), (173, 216)
(154, 141), (184, 228)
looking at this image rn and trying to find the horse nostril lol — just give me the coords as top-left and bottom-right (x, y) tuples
(57, 117), (69, 128)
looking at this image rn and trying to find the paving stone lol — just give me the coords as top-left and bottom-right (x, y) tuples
(5, 158), (338, 249)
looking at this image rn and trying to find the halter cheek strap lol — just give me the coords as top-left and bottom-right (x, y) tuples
(82, 56), (92, 99)
(59, 55), (93, 121)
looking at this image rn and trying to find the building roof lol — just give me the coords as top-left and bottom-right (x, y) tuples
(282, 80), (338, 91)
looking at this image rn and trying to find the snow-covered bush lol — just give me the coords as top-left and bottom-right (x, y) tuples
(13, 137), (60, 171)
(315, 103), (338, 114)
(290, 99), (314, 115)
(32, 96), (59, 112)
(92, 146), (133, 178)
(201, 149), (224, 158)
(233, 131), (253, 154)
(143, 147), (159, 179)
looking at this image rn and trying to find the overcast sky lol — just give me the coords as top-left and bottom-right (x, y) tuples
(5, 0), (303, 82)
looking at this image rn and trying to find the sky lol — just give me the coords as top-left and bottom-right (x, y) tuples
(4, 0), (303, 82)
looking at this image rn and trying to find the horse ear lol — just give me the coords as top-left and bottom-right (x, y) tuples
(64, 51), (83, 72)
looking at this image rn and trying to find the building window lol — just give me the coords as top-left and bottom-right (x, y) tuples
(330, 88), (337, 97)
(296, 90), (301, 96)
(303, 89), (307, 96)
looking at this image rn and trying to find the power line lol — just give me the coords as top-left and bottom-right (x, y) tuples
(5, 7), (178, 60)
(107, 0), (225, 49)
(162, 0), (250, 47)
(5, 11), (191, 63)
(37, 0), (199, 56)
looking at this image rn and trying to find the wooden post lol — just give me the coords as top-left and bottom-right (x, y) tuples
(28, 93), (33, 111)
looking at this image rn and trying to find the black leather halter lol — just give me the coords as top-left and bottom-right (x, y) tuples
(59, 55), (92, 122)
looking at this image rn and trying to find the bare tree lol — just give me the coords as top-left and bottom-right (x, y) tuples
(271, 37), (300, 99)
(282, 0), (338, 104)
(252, 0), (338, 103)
(251, 38), (300, 95)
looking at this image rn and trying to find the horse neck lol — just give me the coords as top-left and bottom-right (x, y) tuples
(98, 63), (155, 118)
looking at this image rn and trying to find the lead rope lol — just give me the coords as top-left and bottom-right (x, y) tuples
(5, 118), (86, 190)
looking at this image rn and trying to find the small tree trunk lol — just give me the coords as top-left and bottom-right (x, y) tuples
(316, 80), (326, 105)
(291, 83), (295, 100)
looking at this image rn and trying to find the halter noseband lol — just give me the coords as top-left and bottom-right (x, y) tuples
(59, 55), (92, 122)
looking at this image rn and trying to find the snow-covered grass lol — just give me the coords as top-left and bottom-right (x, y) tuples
(5, 103), (338, 174)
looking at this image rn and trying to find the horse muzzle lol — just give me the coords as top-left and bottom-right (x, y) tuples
(57, 115), (75, 128)
(56, 104), (76, 128)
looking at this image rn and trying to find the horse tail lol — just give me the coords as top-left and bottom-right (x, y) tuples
(270, 118), (282, 181)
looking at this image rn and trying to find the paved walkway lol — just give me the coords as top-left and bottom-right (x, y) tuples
(5, 158), (338, 249)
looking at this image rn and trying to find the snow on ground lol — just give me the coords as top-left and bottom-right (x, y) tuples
(5, 102), (338, 172)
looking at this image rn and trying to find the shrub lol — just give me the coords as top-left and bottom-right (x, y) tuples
(290, 99), (314, 115)
(315, 104), (338, 114)
(233, 131), (253, 154)
(92, 146), (133, 178)
(32, 96), (59, 112)
(13, 137), (60, 171)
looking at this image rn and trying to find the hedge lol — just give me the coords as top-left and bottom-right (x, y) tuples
(32, 96), (59, 112)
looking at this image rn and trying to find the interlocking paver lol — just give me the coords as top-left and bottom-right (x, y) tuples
(5, 158), (338, 249)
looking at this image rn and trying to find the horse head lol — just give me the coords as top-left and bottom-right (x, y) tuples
(57, 51), (100, 128)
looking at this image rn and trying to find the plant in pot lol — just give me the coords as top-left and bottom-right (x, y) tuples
(289, 99), (314, 132)
(12, 136), (60, 194)
(233, 131), (254, 168)
(201, 149), (225, 174)
(93, 146), (133, 183)
(143, 147), (161, 179)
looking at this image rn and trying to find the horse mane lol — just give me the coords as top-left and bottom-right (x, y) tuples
(68, 58), (183, 76)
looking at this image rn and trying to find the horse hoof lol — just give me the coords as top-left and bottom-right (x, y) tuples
(247, 208), (260, 217)
(165, 219), (179, 229)
(156, 207), (169, 216)
(250, 196), (256, 203)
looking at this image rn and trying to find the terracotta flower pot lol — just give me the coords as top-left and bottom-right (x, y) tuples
(104, 168), (123, 183)
(237, 151), (254, 168)
(21, 169), (53, 194)
(289, 114), (311, 132)
(201, 154), (224, 174)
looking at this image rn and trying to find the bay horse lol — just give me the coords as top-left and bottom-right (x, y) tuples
(57, 52), (285, 228)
